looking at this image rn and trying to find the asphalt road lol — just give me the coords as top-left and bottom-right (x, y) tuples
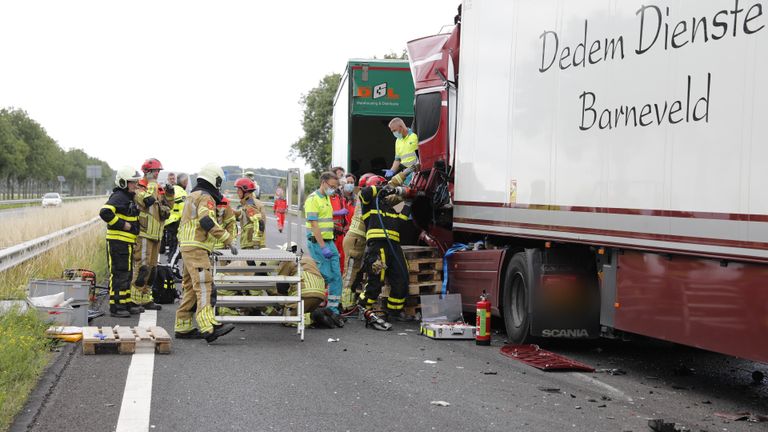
(13, 214), (768, 432)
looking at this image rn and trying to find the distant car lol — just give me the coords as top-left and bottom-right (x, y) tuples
(41, 193), (62, 207)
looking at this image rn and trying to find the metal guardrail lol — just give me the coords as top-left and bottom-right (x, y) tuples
(0, 217), (101, 273)
(0, 195), (102, 206)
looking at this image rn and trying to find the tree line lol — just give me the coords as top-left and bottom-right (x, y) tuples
(0, 108), (113, 199)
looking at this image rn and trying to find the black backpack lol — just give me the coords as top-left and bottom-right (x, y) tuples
(152, 264), (178, 304)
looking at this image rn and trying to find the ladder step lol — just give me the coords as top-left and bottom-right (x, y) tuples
(215, 275), (301, 284)
(217, 296), (301, 306)
(214, 284), (277, 290)
(216, 315), (302, 323)
(214, 266), (278, 273)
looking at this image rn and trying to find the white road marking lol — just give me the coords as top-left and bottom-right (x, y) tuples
(115, 310), (157, 432)
(572, 373), (634, 403)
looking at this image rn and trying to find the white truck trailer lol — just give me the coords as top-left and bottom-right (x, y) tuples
(404, 0), (767, 363)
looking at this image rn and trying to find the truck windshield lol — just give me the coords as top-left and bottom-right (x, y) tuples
(413, 92), (441, 141)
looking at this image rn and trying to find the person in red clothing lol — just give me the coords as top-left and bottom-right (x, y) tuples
(342, 174), (357, 228)
(273, 187), (288, 233)
(330, 190), (348, 274)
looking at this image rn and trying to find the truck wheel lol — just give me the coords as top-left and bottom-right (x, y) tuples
(503, 252), (531, 344)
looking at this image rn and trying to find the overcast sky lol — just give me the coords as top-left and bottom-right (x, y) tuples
(0, 0), (456, 175)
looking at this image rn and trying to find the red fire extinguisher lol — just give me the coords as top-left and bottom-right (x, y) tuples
(476, 292), (491, 346)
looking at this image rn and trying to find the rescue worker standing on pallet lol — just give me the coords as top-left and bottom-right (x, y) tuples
(131, 158), (171, 311)
(357, 175), (411, 330)
(384, 118), (419, 184)
(304, 172), (344, 320)
(235, 178), (266, 250)
(100, 167), (143, 318)
(175, 164), (237, 342)
(164, 173), (188, 261)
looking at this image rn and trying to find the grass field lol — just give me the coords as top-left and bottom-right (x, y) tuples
(0, 222), (107, 431)
(0, 198), (103, 248)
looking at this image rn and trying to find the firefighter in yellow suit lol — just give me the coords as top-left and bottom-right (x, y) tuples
(274, 243), (334, 328)
(174, 164), (237, 343)
(213, 197), (240, 317)
(131, 158), (171, 310)
(235, 178), (267, 250)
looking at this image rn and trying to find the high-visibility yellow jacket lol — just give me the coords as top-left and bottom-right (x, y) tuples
(179, 190), (231, 252)
(239, 197), (266, 248)
(277, 256), (326, 300)
(99, 188), (140, 243)
(347, 203), (366, 238)
(135, 180), (170, 241)
(166, 184), (187, 226)
(214, 205), (237, 250)
(395, 132), (419, 168)
(304, 191), (334, 240)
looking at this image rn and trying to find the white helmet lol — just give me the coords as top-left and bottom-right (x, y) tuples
(279, 241), (299, 252)
(198, 164), (225, 189)
(115, 166), (142, 189)
(244, 171), (256, 180)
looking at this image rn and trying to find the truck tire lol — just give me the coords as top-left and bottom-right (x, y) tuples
(503, 252), (531, 344)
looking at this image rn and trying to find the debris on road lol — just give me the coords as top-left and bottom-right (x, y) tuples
(672, 365), (695, 376)
(424, 360), (437, 364)
(500, 344), (595, 372)
(483, 371), (498, 375)
(647, 418), (677, 432)
(714, 411), (768, 422)
(596, 368), (627, 376)
(327, 338), (340, 342)
(430, 401), (450, 407)
(537, 386), (561, 393)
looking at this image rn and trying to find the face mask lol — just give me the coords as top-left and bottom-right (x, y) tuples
(393, 131), (403, 139)
(325, 187), (336, 196)
(343, 184), (355, 193)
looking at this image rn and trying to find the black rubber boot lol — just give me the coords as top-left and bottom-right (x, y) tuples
(141, 302), (162, 311)
(323, 308), (345, 328)
(310, 310), (335, 329)
(204, 323), (235, 343)
(128, 303), (144, 314)
(175, 329), (203, 339)
(110, 309), (131, 318)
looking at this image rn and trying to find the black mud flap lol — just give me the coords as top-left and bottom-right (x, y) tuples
(526, 247), (601, 339)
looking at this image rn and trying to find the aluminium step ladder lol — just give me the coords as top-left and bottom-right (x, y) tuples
(212, 248), (304, 340)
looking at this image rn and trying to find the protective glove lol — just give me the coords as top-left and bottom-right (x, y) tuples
(230, 244), (239, 255)
(321, 246), (334, 259)
(332, 208), (349, 217)
(383, 169), (395, 179)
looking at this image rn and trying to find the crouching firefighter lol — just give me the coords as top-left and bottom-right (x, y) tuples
(356, 175), (412, 330)
(100, 167), (143, 318)
(174, 164), (239, 343)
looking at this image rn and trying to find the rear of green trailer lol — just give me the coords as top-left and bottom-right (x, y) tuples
(331, 59), (415, 178)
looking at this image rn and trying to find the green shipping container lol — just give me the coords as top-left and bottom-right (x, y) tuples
(332, 59), (415, 177)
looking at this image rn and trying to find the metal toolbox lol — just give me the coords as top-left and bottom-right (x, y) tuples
(28, 279), (91, 303)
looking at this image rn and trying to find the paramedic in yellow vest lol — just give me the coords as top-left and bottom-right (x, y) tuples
(384, 117), (418, 183)
(164, 173), (188, 261)
(274, 243), (340, 328)
(99, 167), (143, 318)
(131, 158), (171, 311)
(304, 172), (343, 317)
(175, 164), (237, 342)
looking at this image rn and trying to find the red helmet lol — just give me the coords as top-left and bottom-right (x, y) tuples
(365, 175), (387, 187)
(358, 172), (376, 188)
(141, 158), (163, 172)
(235, 178), (256, 193)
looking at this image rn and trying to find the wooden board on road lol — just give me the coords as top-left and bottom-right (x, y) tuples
(82, 326), (172, 355)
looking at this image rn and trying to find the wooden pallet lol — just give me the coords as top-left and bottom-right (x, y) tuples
(401, 246), (440, 260)
(82, 326), (172, 355)
(407, 258), (443, 273)
(409, 270), (441, 284)
(408, 281), (442, 296)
